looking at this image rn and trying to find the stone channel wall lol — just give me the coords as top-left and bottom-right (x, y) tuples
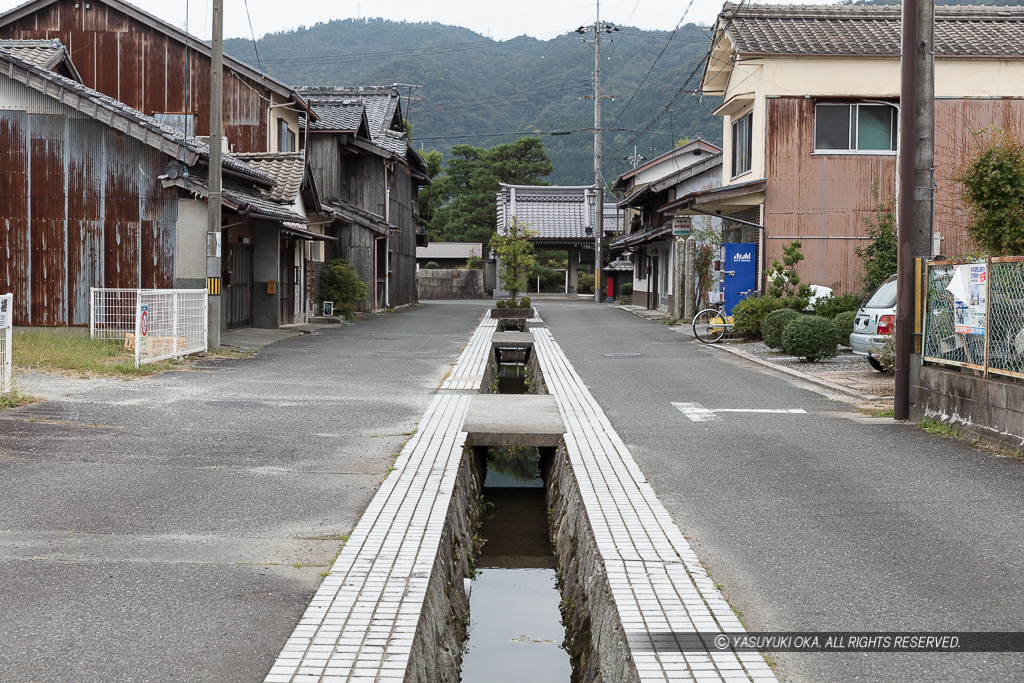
(416, 269), (486, 300)
(480, 342), (546, 395)
(548, 442), (639, 683)
(405, 445), (482, 682)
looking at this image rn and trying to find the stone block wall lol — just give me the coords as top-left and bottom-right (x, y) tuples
(416, 269), (486, 300)
(912, 365), (1024, 449)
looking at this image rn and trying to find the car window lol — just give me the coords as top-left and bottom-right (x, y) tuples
(865, 279), (897, 308)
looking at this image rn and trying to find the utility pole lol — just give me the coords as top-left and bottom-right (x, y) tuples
(207, 0), (224, 349)
(895, 0), (934, 421)
(577, 3), (618, 303)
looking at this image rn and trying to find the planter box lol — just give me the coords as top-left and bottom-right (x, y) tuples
(490, 307), (531, 319)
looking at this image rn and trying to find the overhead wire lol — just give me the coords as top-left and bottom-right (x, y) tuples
(242, 0), (264, 74)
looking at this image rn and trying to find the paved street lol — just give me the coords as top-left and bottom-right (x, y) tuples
(4, 299), (1024, 682)
(0, 301), (490, 682)
(540, 299), (1024, 682)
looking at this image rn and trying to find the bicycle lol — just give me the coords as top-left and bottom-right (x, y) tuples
(691, 290), (758, 344)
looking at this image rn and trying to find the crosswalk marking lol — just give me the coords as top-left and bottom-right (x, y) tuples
(672, 402), (808, 422)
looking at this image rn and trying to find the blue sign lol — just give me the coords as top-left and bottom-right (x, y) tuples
(722, 243), (758, 316)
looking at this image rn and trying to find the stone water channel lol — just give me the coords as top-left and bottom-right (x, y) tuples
(264, 311), (778, 683)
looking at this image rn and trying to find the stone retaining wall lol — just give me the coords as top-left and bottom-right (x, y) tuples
(416, 269), (486, 300)
(405, 445), (482, 682)
(548, 442), (639, 683)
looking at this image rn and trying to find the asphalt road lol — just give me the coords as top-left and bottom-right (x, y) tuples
(0, 301), (490, 683)
(538, 300), (1024, 683)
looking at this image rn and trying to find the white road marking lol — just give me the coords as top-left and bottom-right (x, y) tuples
(672, 402), (808, 422)
(714, 408), (807, 414)
(672, 402), (720, 421)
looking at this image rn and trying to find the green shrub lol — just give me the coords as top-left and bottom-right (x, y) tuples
(814, 293), (863, 319)
(731, 297), (784, 338)
(495, 299), (507, 308)
(833, 311), (857, 347)
(620, 282), (633, 296)
(465, 256), (484, 269)
(519, 297), (531, 308)
(578, 273), (594, 294)
(781, 315), (839, 361)
(424, 261), (440, 269)
(762, 309), (802, 350)
(320, 259), (367, 308)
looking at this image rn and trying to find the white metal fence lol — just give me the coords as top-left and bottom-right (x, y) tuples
(0, 293), (11, 394)
(90, 288), (208, 366)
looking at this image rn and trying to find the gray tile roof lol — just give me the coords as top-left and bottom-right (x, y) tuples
(300, 97), (366, 132)
(0, 45), (274, 185)
(177, 168), (307, 223)
(720, 3), (1024, 57)
(233, 151), (306, 203)
(297, 85), (411, 159)
(497, 184), (618, 241)
(0, 38), (74, 74)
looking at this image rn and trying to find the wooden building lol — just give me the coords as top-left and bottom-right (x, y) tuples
(0, 43), (306, 326)
(693, 3), (1024, 294)
(298, 86), (429, 310)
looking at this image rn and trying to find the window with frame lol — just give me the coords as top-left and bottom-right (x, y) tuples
(278, 119), (295, 153)
(732, 112), (752, 177)
(814, 103), (897, 153)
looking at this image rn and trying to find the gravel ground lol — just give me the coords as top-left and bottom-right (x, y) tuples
(726, 340), (873, 373)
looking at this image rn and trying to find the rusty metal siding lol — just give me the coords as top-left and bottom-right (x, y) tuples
(1, 0), (272, 153)
(388, 163), (418, 306)
(0, 111), (30, 324)
(0, 92), (178, 325)
(934, 98), (1024, 259)
(765, 97), (898, 293)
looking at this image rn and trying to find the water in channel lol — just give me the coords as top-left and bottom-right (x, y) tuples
(460, 447), (570, 683)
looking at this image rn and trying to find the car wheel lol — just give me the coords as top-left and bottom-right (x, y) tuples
(867, 356), (884, 372)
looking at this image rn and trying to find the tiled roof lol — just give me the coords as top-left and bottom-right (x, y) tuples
(497, 185), (619, 240)
(297, 85), (411, 158)
(0, 38), (77, 77)
(174, 168), (307, 223)
(233, 151), (306, 203)
(0, 45), (273, 185)
(719, 3), (1024, 57)
(417, 242), (482, 260)
(300, 98), (366, 132)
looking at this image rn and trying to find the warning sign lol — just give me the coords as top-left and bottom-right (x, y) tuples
(140, 304), (149, 338)
(0, 295), (10, 330)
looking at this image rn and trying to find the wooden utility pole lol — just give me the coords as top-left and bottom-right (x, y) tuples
(895, 0), (934, 420)
(207, 0), (224, 349)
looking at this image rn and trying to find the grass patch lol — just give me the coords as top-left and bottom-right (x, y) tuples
(0, 382), (39, 410)
(919, 418), (961, 438)
(12, 329), (182, 376)
(859, 406), (895, 418)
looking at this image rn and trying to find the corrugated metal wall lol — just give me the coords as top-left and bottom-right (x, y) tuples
(765, 97), (898, 294)
(0, 107), (177, 326)
(0, 0), (271, 152)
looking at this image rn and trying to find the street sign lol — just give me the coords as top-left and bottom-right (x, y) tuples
(140, 303), (149, 338)
(672, 216), (691, 237)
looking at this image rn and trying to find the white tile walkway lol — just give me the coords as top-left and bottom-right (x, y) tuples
(532, 323), (778, 682)
(265, 310), (777, 682)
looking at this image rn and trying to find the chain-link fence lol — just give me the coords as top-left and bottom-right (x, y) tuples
(0, 293), (12, 394)
(91, 288), (208, 366)
(923, 257), (1024, 380)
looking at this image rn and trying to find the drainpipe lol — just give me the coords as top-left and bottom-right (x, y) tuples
(384, 161), (393, 308)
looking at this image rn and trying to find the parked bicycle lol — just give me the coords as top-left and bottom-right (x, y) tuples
(691, 290), (758, 344)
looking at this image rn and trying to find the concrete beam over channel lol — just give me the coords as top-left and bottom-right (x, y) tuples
(462, 394), (565, 448)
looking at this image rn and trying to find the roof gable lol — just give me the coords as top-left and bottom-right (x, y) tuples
(497, 184), (619, 240)
(0, 0), (312, 113)
(0, 38), (80, 81)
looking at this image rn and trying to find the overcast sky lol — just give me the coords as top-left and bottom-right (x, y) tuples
(0, 0), (837, 43)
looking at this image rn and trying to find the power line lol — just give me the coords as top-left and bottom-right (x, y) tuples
(611, 0), (698, 126)
(242, 0), (263, 74)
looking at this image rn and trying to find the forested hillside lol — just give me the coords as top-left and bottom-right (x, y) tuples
(225, 19), (720, 185)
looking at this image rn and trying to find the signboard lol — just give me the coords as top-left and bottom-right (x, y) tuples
(672, 216), (691, 237)
(139, 303), (150, 338)
(946, 263), (986, 335)
(0, 294), (10, 330)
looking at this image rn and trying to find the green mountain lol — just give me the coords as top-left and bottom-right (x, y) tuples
(225, 19), (721, 186)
